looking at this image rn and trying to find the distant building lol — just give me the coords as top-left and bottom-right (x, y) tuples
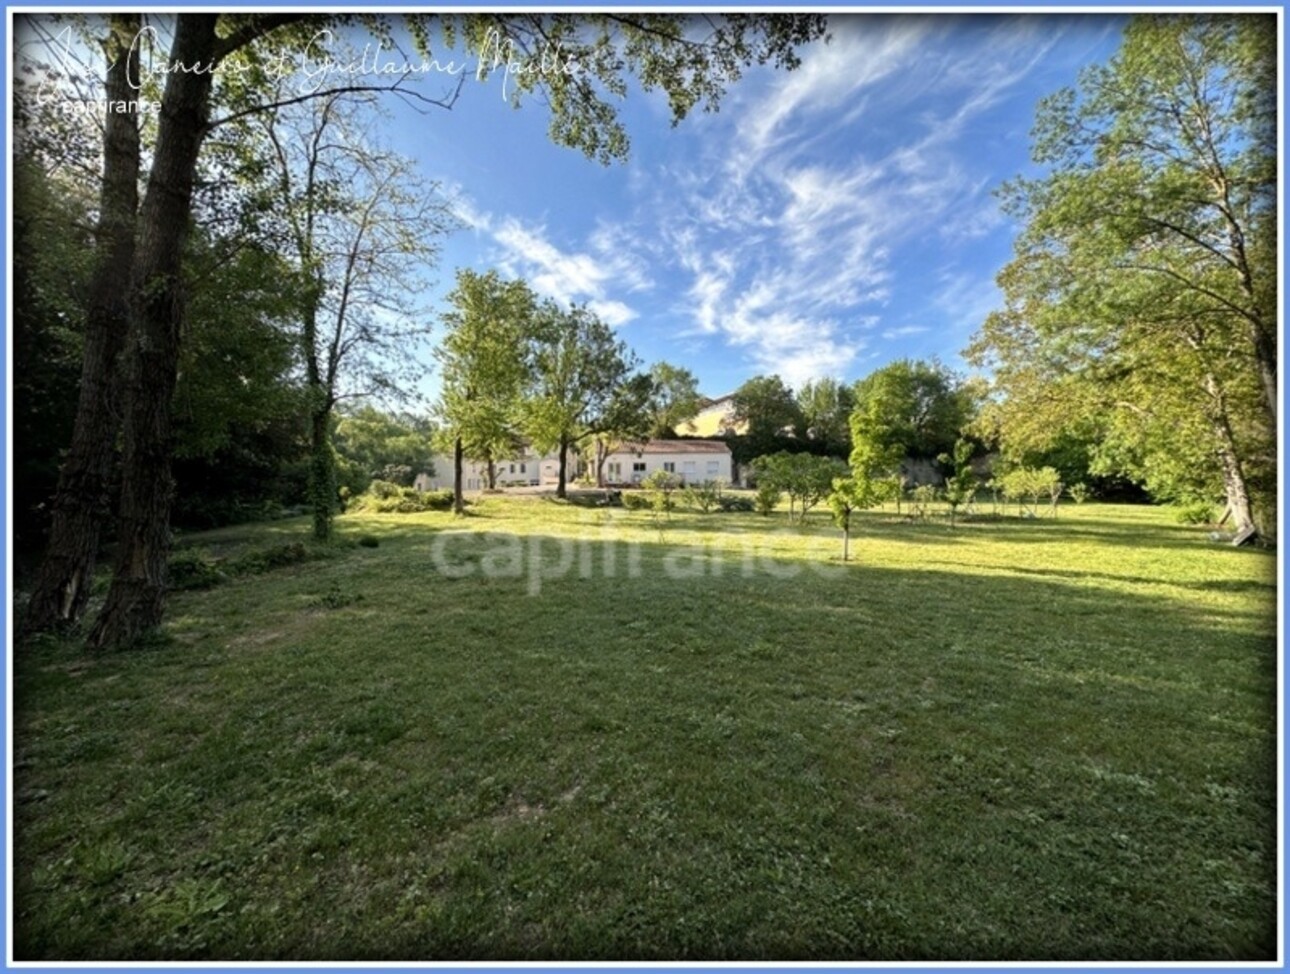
(602, 439), (734, 486)
(680, 394), (744, 437)
(416, 446), (556, 491)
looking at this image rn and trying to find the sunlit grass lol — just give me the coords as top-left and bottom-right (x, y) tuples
(14, 499), (1277, 959)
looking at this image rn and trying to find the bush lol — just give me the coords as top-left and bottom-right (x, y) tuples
(368, 479), (402, 500)
(1174, 499), (1217, 525)
(910, 484), (938, 519)
(349, 484), (455, 514)
(622, 491), (651, 511)
(718, 495), (756, 513)
(167, 548), (223, 591)
(230, 541), (310, 575)
(357, 534), (381, 548)
(1068, 483), (1090, 504)
(754, 483), (780, 516)
(682, 480), (723, 513)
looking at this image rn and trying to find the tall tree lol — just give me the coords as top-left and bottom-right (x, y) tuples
(850, 359), (977, 475)
(436, 270), (539, 514)
(967, 14), (1275, 533)
(22, 14), (141, 633)
(731, 374), (803, 454)
(589, 373), (657, 486)
(258, 91), (451, 540)
(26, 12), (828, 646)
(522, 303), (642, 499)
(796, 377), (854, 456)
(647, 362), (702, 438)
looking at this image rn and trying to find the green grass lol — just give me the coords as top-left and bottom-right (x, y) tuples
(14, 500), (1277, 960)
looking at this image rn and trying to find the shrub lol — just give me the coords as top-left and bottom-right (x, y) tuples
(357, 534), (381, 548)
(682, 480), (723, 514)
(754, 482), (780, 516)
(638, 470), (681, 520)
(167, 548), (223, 591)
(368, 479), (401, 500)
(1068, 483), (1090, 504)
(622, 491), (651, 511)
(718, 495), (755, 513)
(910, 484), (938, 519)
(998, 466), (1062, 517)
(1174, 499), (1217, 525)
(231, 541), (310, 575)
(349, 485), (455, 514)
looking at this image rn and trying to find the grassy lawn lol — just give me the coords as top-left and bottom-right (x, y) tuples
(13, 499), (1278, 960)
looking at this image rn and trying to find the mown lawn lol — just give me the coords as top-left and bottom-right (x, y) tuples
(13, 499), (1278, 960)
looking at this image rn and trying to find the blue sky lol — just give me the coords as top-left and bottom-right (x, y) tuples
(17, 12), (1125, 401)
(371, 14), (1125, 399)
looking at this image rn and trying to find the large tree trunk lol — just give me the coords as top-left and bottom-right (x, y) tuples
(556, 437), (569, 499)
(308, 404), (335, 541)
(453, 436), (465, 515)
(24, 15), (141, 634)
(486, 453), (497, 490)
(87, 16), (219, 651)
(1203, 372), (1256, 535)
(595, 439), (609, 487)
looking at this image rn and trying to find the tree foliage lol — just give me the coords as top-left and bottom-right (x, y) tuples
(334, 406), (437, 496)
(967, 14), (1275, 535)
(850, 359), (978, 478)
(796, 377), (854, 456)
(647, 362), (702, 438)
(522, 303), (644, 498)
(16, 11), (829, 645)
(750, 451), (846, 523)
(436, 270), (540, 510)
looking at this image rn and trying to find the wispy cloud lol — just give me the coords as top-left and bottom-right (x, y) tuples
(880, 325), (930, 340)
(645, 15), (1057, 384)
(447, 193), (649, 327)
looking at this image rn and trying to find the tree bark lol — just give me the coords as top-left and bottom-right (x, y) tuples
(1203, 372), (1256, 535)
(308, 404), (334, 541)
(486, 454), (497, 490)
(87, 15), (219, 650)
(24, 15), (141, 634)
(453, 436), (465, 514)
(595, 439), (609, 487)
(556, 437), (569, 498)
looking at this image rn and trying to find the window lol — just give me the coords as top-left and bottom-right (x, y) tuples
(633, 462), (647, 472)
(663, 462), (676, 472)
(707, 460), (720, 475)
(608, 462), (622, 478)
(509, 464), (515, 474)
(683, 460), (697, 473)
(520, 463), (526, 474)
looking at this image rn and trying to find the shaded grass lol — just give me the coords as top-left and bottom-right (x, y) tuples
(13, 502), (1277, 960)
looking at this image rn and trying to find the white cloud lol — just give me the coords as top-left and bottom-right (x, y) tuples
(643, 16), (1059, 383)
(450, 194), (648, 326)
(587, 299), (637, 328)
(880, 325), (930, 340)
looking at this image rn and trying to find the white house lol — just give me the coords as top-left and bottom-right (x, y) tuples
(414, 446), (572, 491)
(415, 451), (541, 491)
(602, 439), (733, 486)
